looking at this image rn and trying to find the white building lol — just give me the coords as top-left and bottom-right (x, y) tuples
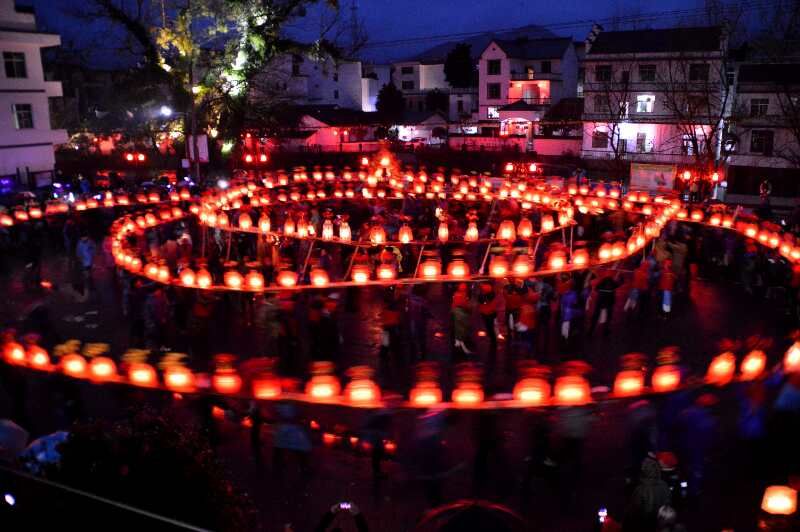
(256, 53), (389, 113)
(580, 25), (728, 173)
(477, 37), (578, 142)
(726, 62), (800, 203)
(0, 0), (67, 187)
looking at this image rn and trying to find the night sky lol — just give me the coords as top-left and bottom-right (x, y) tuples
(23, 0), (759, 65)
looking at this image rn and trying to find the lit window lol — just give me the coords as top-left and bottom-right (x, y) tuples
(13, 103), (33, 129)
(487, 106), (499, 119)
(3, 52), (26, 78)
(636, 95), (655, 113)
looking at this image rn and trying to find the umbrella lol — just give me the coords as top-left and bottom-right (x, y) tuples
(0, 419), (29, 461)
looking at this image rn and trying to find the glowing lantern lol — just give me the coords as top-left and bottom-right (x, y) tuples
(321, 220), (334, 240)
(548, 251), (566, 270)
(196, 269), (212, 289)
(744, 225), (758, 238)
(306, 374), (341, 401)
(128, 363), (157, 386)
(447, 259), (469, 278)
(420, 259), (441, 279)
(344, 367), (381, 405)
(652, 365), (681, 392)
(309, 268), (329, 287)
(785, 342), (800, 373)
(554, 376), (591, 405)
(489, 256), (509, 278)
(296, 219), (309, 238)
(614, 370), (645, 397)
(351, 265), (370, 284)
(339, 222), (352, 242)
(529, 162), (537, 172)
(690, 210), (703, 222)
(511, 255), (532, 277)
(217, 213), (229, 227)
(89, 357), (117, 380)
(513, 378), (550, 405)
(375, 263), (394, 280)
(504, 162), (514, 173)
(498, 220), (516, 241)
(252, 376), (281, 399)
(157, 265), (170, 283)
(276, 270), (298, 288)
(62, 354), (87, 376)
(398, 224), (413, 244)
(164, 366), (195, 391)
(740, 350), (766, 380)
(144, 262), (159, 279)
(410, 384), (442, 406)
(709, 214), (721, 226)
(598, 243), (613, 261)
(180, 268), (196, 287)
(434, 222), (448, 242)
(540, 215), (554, 232)
(283, 218), (295, 236)
(212, 370), (242, 394)
(28, 347), (50, 369)
(517, 218), (533, 238)
(682, 170), (691, 181)
(0, 214), (13, 226)
(707, 352), (736, 385)
(224, 270), (244, 289)
(452, 383), (484, 406)
(572, 249), (589, 267)
(722, 216), (734, 228)
(258, 215), (271, 233)
(4, 342), (25, 364)
(245, 271), (264, 290)
(238, 213), (252, 230)
(465, 222), (479, 242)
(761, 485), (797, 516)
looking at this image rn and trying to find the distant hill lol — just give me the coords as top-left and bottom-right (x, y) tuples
(397, 24), (559, 63)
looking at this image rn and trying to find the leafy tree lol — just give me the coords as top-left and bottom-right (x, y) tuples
(42, 409), (254, 531)
(444, 43), (476, 88)
(376, 82), (405, 123)
(425, 89), (448, 114)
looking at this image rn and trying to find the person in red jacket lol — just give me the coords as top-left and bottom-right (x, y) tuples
(624, 261), (651, 313)
(477, 281), (498, 359)
(659, 259), (676, 315)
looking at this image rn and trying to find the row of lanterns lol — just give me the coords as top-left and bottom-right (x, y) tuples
(5, 340), (799, 409)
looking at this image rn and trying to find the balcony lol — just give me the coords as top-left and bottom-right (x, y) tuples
(510, 72), (560, 81)
(504, 97), (551, 108)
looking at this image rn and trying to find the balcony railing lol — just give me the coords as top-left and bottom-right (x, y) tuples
(510, 72), (559, 81)
(509, 97), (551, 106)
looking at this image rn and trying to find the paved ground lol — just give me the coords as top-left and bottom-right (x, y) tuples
(0, 231), (797, 531)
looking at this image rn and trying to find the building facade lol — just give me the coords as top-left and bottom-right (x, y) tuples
(726, 63), (800, 201)
(0, 0), (67, 186)
(580, 25), (729, 175)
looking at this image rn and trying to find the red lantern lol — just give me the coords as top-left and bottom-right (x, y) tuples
(410, 383), (442, 406)
(785, 342), (800, 373)
(517, 218), (533, 238)
(420, 259), (441, 279)
(4, 342), (26, 364)
(196, 269), (212, 289)
(740, 350), (766, 380)
(62, 354), (87, 377)
(252, 376), (281, 399)
(276, 269), (298, 288)
(351, 264), (370, 284)
(245, 271), (264, 290)
(212, 370), (242, 394)
(540, 215), (554, 233)
(128, 363), (157, 387)
(27, 346), (50, 369)
(498, 220), (516, 241)
(398, 224), (413, 244)
(572, 249), (589, 267)
(548, 251), (566, 270)
(224, 270), (244, 289)
(465, 222), (479, 242)
(376, 263), (396, 280)
(89, 357), (117, 380)
(238, 213), (252, 230)
(652, 365), (681, 392)
(165, 366), (195, 391)
(707, 352), (736, 385)
(489, 256), (509, 278)
(310, 268), (330, 287)
(345, 377), (381, 405)
(554, 376), (591, 405)
(180, 268), (196, 287)
(614, 370), (645, 397)
(306, 375), (341, 401)
(513, 378), (550, 405)
(447, 259), (469, 278)
(761, 485), (797, 516)
(511, 255), (532, 277)
(452, 383), (484, 406)
(369, 225), (386, 245)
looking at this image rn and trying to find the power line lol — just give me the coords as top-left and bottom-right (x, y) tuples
(361, 0), (783, 49)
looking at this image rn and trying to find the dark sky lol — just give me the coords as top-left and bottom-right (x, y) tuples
(25, 0), (758, 65)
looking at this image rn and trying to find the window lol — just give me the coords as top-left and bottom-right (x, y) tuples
(487, 106), (499, 119)
(333, 89), (339, 99)
(457, 99), (464, 112)
(417, 101), (424, 111)
(619, 101), (629, 118)
(636, 94), (655, 113)
(591, 130), (609, 148)
(593, 94), (609, 111)
(689, 63), (709, 81)
(333, 72), (338, 82)
(750, 130), (774, 155)
(401, 80), (414, 90)
(595, 65), (612, 82)
(400, 66), (413, 75)
(750, 98), (769, 117)
(682, 135), (697, 155)
(639, 64), (656, 82)
(620, 70), (630, 84)
(487, 59), (501, 75)
(3, 52), (26, 78)
(487, 83), (501, 100)
(687, 95), (707, 113)
(540, 61), (551, 74)
(618, 138), (628, 153)
(526, 66), (535, 79)
(13, 103), (33, 129)
(636, 132), (647, 153)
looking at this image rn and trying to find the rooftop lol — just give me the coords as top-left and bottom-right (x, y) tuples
(587, 26), (723, 55)
(491, 37), (574, 60)
(297, 105), (380, 126)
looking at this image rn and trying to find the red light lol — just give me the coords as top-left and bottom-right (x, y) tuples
(125, 153), (134, 162)
(137, 153), (145, 162)
(244, 154), (254, 163)
(259, 153), (268, 163)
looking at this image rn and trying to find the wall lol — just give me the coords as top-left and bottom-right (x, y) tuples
(0, 0), (35, 30)
(419, 64), (447, 91)
(448, 136), (527, 151)
(532, 136), (582, 156)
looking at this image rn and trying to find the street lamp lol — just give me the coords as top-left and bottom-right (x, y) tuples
(160, 105), (173, 117)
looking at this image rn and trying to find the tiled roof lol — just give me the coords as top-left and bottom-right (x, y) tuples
(492, 37), (573, 60)
(587, 26), (723, 55)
